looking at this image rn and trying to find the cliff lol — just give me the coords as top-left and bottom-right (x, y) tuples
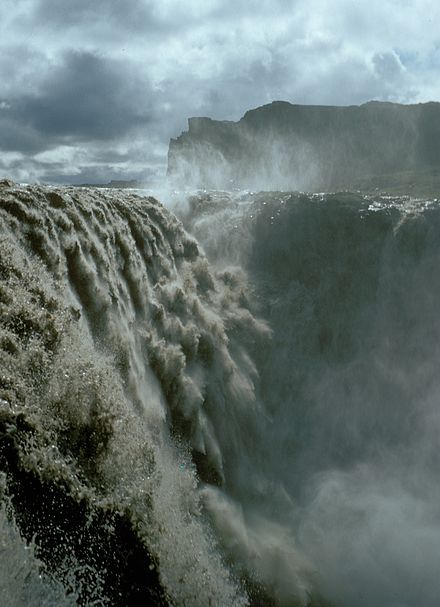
(167, 100), (440, 191)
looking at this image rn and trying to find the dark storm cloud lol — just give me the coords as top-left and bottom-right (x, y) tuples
(0, 114), (44, 154)
(31, 0), (160, 32)
(1, 0), (440, 183)
(23, 51), (152, 139)
(0, 51), (152, 153)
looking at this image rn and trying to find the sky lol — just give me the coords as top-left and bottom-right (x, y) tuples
(0, 0), (440, 184)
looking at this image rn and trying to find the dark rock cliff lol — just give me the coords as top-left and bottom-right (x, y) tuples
(167, 100), (440, 191)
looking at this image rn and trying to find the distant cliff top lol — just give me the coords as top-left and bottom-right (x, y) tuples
(186, 99), (438, 129)
(168, 100), (440, 192)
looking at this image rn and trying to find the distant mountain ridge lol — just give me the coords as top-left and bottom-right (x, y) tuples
(167, 100), (440, 192)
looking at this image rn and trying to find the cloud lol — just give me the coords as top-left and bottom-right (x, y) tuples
(30, 0), (163, 35)
(23, 51), (151, 139)
(0, 51), (152, 150)
(0, 115), (44, 154)
(1, 0), (440, 182)
(373, 50), (406, 81)
(0, 136), (164, 185)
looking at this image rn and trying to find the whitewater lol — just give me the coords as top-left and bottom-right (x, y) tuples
(1, 178), (440, 607)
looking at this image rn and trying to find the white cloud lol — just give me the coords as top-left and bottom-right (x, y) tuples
(1, 0), (440, 182)
(372, 50), (406, 81)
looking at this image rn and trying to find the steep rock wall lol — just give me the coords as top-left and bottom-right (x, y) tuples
(167, 100), (440, 191)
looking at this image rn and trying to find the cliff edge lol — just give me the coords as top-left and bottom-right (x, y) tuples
(167, 100), (440, 192)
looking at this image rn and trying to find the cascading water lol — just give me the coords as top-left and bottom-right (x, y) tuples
(1, 179), (440, 606)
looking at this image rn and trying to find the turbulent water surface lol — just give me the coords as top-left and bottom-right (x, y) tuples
(1, 178), (440, 606)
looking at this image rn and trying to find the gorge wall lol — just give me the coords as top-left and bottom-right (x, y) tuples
(167, 100), (440, 191)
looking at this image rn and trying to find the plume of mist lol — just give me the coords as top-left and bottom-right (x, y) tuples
(3, 178), (440, 606)
(175, 190), (440, 607)
(167, 101), (431, 193)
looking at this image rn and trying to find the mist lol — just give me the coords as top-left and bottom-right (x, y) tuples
(3, 80), (440, 607)
(167, 101), (440, 193)
(168, 189), (440, 606)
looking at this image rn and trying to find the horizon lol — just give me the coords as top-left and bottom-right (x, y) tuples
(4, 96), (440, 188)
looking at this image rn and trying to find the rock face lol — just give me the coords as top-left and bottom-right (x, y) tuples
(167, 100), (440, 191)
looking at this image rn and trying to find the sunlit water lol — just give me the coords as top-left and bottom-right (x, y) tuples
(1, 180), (440, 606)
